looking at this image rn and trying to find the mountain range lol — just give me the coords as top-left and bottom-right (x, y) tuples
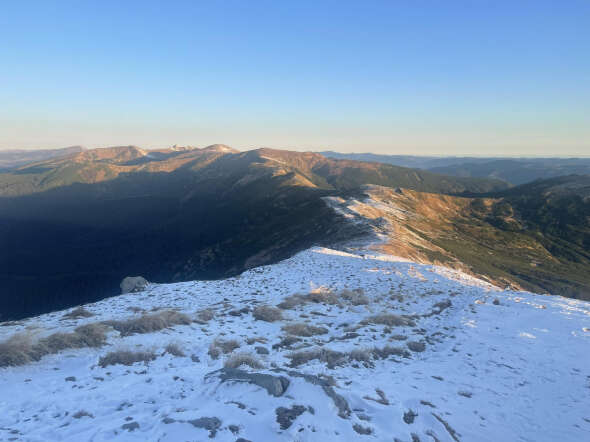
(0, 145), (589, 320)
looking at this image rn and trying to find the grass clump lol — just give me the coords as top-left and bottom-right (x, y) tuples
(0, 333), (34, 367)
(277, 290), (340, 310)
(277, 294), (307, 310)
(98, 350), (156, 367)
(104, 310), (191, 336)
(223, 352), (264, 370)
(282, 323), (328, 337)
(371, 345), (411, 359)
(164, 343), (185, 357)
(288, 347), (347, 369)
(361, 314), (416, 327)
(208, 338), (241, 359)
(196, 309), (215, 323)
(340, 289), (369, 306)
(0, 323), (108, 368)
(62, 306), (94, 320)
(252, 305), (283, 322)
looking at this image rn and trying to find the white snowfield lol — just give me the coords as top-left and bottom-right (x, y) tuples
(1, 246), (589, 442)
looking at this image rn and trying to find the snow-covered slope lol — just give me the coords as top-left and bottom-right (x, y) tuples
(1, 247), (589, 441)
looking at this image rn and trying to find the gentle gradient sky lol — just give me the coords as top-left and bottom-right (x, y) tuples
(1, 0), (589, 155)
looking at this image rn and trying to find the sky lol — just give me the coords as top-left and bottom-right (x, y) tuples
(0, 0), (589, 156)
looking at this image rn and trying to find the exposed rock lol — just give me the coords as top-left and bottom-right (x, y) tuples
(403, 409), (418, 424)
(255, 346), (269, 355)
(275, 405), (306, 429)
(407, 341), (426, 352)
(120, 276), (149, 294)
(121, 421), (139, 431)
(187, 417), (221, 438)
(207, 368), (289, 397)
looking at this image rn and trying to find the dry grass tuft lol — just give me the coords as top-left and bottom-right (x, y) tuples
(0, 333), (34, 367)
(306, 291), (340, 305)
(340, 289), (369, 306)
(361, 314), (416, 327)
(196, 309), (215, 323)
(278, 290), (340, 310)
(288, 347), (347, 368)
(98, 349), (156, 368)
(349, 348), (373, 363)
(62, 306), (94, 320)
(104, 310), (191, 336)
(223, 352), (264, 370)
(282, 323), (328, 337)
(277, 294), (307, 310)
(208, 338), (241, 359)
(252, 305), (283, 322)
(372, 345), (411, 359)
(0, 323), (108, 368)
(164, 343), (185, 357)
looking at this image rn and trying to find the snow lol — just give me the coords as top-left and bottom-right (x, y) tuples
(1, 246), (589, 441)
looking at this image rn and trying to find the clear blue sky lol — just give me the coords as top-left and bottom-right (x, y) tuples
(1, 0), (589, 155)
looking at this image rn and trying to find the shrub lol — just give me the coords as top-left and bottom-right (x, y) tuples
(223, 352), (264, 370)
(104, 310), (192, 336)
(282, 323), (328, 337)
(252, 305), (283, 322)
(98, 350), (156, 367)
(62, 306), (94, 320)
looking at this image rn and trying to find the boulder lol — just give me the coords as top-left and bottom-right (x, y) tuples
(120, 276), (149, 294)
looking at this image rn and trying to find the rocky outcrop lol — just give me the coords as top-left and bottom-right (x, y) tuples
(120, 276), (149, 294)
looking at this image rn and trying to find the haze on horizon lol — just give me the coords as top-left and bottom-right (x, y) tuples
(1, 1), (588, 156)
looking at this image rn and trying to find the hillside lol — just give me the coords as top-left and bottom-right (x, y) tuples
(326, 176), (590, 300)
(0, 246), (588, 441)
(0, 146), (84, 170)
(320, 151), (590, 186)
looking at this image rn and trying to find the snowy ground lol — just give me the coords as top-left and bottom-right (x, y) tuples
(1, 246), (589, 441)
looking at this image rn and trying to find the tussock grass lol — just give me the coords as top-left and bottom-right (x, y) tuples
(98, 349), (156, 367)
(277, 294), (307, 310)
(288, 344), (411, 368)
(0, 333), (34, 367)
(208, 338), (241, 359)
(252, 305), (283, 322)
(223, 352), (264, 370)
(282, 323), (328, 337)
(307, 291), (340, 305)
(164, 343), (185, 357)
(104, 310), (191, 336)
(288, 347), (347, 368)
(0, 323), (108, 368)
(340, 289), (369, 306)
(196, 309), (215, 323)
(371, 345), (411, 359)
(278, 290), (340, 310)
(62, 306), (94, 320)
(361, 314), (416, 327)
